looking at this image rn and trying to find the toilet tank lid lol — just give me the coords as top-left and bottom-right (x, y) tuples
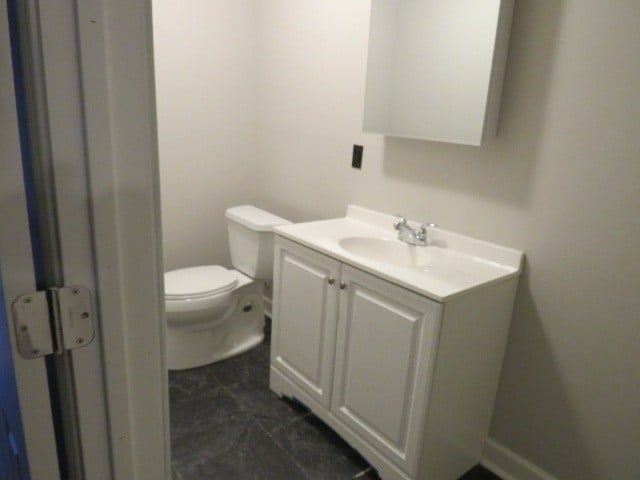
(225, 205), (291, 232)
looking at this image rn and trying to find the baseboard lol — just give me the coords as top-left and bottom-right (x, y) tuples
(482, 438), (559, 480)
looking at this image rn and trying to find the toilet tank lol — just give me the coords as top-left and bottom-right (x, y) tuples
(225, 205), (291, 279)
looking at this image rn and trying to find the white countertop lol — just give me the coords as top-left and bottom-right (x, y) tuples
(274, 205), (523, 302)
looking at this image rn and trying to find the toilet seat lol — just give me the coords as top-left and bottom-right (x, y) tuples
(164, 266), (254, 332)
(165, 265), (238, 301)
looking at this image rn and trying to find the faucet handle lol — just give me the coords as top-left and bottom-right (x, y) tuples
(394, 215), (407, 230)
(417, 223), (437, 243)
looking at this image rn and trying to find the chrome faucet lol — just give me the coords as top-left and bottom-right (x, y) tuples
(394, 215), (437, 246)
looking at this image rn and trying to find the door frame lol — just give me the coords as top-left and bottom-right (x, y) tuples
(3, 0), (170, 478)
(71, 1), (170, 478)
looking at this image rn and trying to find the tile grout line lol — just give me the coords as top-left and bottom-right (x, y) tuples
(171, 342), (378, 480)
(257, 410), (374, 480)
(254, 416), (315, 480)
(215, 346), (372, 479)
(266, 409), (313, 435)
(213, 359), (311, 435)
(216, 375), (312, 479)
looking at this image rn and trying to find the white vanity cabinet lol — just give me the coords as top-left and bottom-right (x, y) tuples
(270, 233), (519, 480)
(331, 265), (442, 474)
(270, 238), (340, 408)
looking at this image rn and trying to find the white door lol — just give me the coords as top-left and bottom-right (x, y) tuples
(1, 1), (169, 479)
(331, 265), (442, 475)
(1, 4), (62, 479)
(271, 238), (341, 408)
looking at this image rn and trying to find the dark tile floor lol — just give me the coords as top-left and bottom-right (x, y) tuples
(169, 325), (502, 480)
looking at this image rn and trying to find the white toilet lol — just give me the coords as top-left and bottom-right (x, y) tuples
(164, 205), (290, 370)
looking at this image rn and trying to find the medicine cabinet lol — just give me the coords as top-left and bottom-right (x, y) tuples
(363, 0), (514, 146)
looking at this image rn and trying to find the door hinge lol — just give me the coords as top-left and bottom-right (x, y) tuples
(11, 286), (95, 359)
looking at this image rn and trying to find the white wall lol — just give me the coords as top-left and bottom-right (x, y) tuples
(153, 0), (259, 271)
(154, 1), (640, 479)
(255, 1), (640, 480)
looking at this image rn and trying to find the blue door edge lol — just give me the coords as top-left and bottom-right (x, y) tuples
(0, 272), (30, 480)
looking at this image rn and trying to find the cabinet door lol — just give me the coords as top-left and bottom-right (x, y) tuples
(331, 265), (442, 475)
(271, 237), (341, 408)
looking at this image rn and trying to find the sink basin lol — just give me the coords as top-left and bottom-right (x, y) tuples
(339, 237), (432, 268)
(273, 205), (523, 301)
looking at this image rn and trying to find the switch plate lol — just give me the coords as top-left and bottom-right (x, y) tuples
(352, 145), (363, 169)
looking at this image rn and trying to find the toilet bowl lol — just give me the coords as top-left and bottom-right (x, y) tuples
(164, 205), (290, 370)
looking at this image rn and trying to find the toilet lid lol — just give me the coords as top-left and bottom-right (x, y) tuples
(165, 266), (238, 300)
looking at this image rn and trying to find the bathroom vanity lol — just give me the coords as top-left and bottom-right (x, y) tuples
(269, 206), (523, 480)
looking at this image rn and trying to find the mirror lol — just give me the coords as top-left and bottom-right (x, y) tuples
(363, 0), (514, 146)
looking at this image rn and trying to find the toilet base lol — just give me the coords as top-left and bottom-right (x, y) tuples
(167, 289), (265, 370)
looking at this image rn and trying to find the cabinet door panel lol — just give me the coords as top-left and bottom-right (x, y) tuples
(332, 266), (442, 475)
(271, 238), (340, 407)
